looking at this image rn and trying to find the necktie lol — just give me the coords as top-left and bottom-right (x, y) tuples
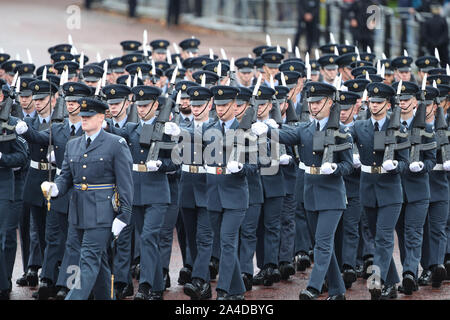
(42, 119), (47, 124)
(316, 121), (320, 131)
(374, 121), (380, 131)
(221, 122), (226, 135)
(402, 121), (408, 129)
(115, 123), (120, 128)
(26, 114), (30, 118)
(86, 137), (91, 148)
(70, 125), (76, 136)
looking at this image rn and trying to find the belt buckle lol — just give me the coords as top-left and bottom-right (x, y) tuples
(39, 162), (47, 170)
(138, 164), (147, 172)
(216, 167), (224, 175)
(189, 166), (198, 174)
(372, 166), (381, 174)
(310, 166), (320, 175)
(81, 184), (88, 191)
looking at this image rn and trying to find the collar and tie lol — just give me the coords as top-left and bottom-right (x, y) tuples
(221, 122), (226, 134)
(402, 121), (408, 129)
(70, 125), (76, 136)
(26, 114), (30, 118)
(316, 121), (320, 131)
(374, 121), (380, 131)
(114, 123), (120, 128)
(42, 119), (47, 124)
(86, 137), (91, 148)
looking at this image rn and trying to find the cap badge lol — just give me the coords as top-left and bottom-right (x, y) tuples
(110, 89), (116, 95)
(401, 85), (406, 92)
(194, 91), (199, 96)
(244, 60), (249, 66)
(272, 55), (276, 61)
(352, 56), (356, 62)
(218, 89), (223, 96)
(60, 55), (65, 61)
(329, 57), (334, 63)
(310, 86), (315, 93)
(202, 60), (206, 66)
(373, 87), (379, 93)
(159, 41), (165, 47)
(132, 56), (137, 62)
(340, 95), (346, 101)
(181, 84), (187, 90)
(117, 60), (123, 66)
(69, 86), (74, 92)
(89, 69), (94, 75)
(425, 59), (430, 65)
(139, 90), (144, 96)
(130, 43), (135, 49)
(343, 48), (347, 53)
(353, 83), (358, 89)
(289, 65), (294, 71)
(81, 100), (87, 108)
(22, 82), (27, 88)
(403, 59), (407, 65)
(34, 85), (40, 91)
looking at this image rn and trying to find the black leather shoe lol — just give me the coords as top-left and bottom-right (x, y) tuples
(362, 256), (374, 279)
(252, 270), (265, 286)
(242, 273), (253, 291)
(308, 250), (314, 263)
(431, 264), (447, 288)
(134, 283), (151, 300)
(178, 266), (192, 285)
(216, 289), (229, 300)
(272, 267), (282, 283)
(299, 287), (320, 300)
(114, 282), (127, 300)
(163, 268), (171, 289)
(279, 262), (295, 280)
(122, 282), (134, 298)
(0, 290), (9, 300)
(37, 278), (56, 300)
(262, 266), (275, 286)
(402, 273), (416, 295)
(445, 258), (450, 280)
(326, 294), (346, 300)
(26, 268), (39, 287)
(380, 285), (397, 300)
(418, 269), (432, 286)
(227, 294), (245, 300)
(343, 268), (357, 289)
(16, 273), (28, 286)
(294, 252), (311, 272)
(55, 286), (70, 300)
(184, 278), (211, 300)
(209, 258), (219, 280)
(149, 291), (164, 300)
(369, 288), (381, 300)
(32, 291), (39, 299)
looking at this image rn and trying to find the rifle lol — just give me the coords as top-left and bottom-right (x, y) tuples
(313, 103), (353, 165)
(373, 105), (411, 162)
(409, 95), (436, 163)
(0, 73), (19, 142)
(434, 106), (450, 162)
(228, 58), (239, 87)
(285, 100), (301, 162)
(139, 95), (177, 161)
(51, 71), (67, 123)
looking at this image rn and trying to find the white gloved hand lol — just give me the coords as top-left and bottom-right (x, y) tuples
(112, 218), (127, 237)
(265, 118), (279, 129)
(41, 181), (59, 197)
(382, 160), (398, 171)
(444, 160), (450, 171)
(146, 160), (162, 172)
(352, 154), (362, 168)
(409, 161), (424, 173)
(227, 161), (243, 173)
(320, 162), (337, 175)
(47, 150), (56, 164)
(0, 152), (2, 160)
(15, 121), (28, 134)
(251, 122), (268, 136)
(164, 122), (181, 136)
(102, 120), (108, 129)
(279, 154), (292, 165)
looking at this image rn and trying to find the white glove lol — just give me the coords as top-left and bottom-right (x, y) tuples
(112, 218), (127, 237)
(444, 160), (450, 171)
(352, 154), (361, 168)
(265, 118), (279, 129)
(15, 121), (28, 134)
(102, 120), (108, 129)
(279, 154), (292, 165)
(227, 161), (243, 173)
(251, 122), (268, 136)
(41, 181), (59, 197)
(47, 150), (56, 164)
(320, 162), (337, 175)
(409, 161), (424, 173)
(146, 160), (162, 172)
(382, 160), (398, 171)
(164, 122), (181, 136)
(0, 152), (2, 160)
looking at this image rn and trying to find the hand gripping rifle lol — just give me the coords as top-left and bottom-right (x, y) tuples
(139, 95), (177, 161)
(434, 106), (450, 162)
(0, 73), (19, 142)
(285, 99), (301, 162)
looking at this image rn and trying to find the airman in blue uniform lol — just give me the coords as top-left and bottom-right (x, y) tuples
(43, 97), (133, 300)
(348, 82), (409, 300)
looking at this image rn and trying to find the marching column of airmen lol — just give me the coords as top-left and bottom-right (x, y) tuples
(0, 34), (449, 300)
